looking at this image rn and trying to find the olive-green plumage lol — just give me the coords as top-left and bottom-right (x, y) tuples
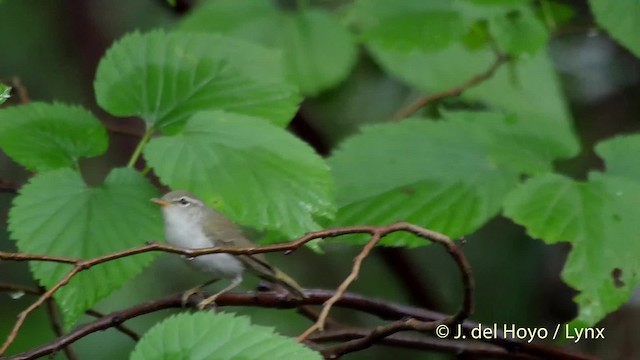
(151, 190), (305, 309)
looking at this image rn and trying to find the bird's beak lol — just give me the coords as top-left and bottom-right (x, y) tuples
(150, 198), (170, 207)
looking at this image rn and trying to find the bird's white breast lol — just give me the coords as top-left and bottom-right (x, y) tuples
(162, 207), (244, 279)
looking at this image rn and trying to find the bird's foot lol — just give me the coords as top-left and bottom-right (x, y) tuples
(181, 287), (203, 308)
(196, 295), (219, 310)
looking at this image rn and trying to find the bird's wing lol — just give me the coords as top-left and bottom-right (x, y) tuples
(202, 207), (274, 274)
(202, 207), (306, 298)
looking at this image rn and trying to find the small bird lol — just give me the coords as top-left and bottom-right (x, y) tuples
(151, 190), (306, 309)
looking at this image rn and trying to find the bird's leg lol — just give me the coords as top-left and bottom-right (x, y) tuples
(181, 278), (220, 307)
(196, 275), (243, 310)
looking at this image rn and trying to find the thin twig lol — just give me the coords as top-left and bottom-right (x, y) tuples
(10, 77), (30, 104)
(391, 52), (510, 121)
(5, 290), (597, 360)
(297, 223), (474, 353)
(297, 232), (383, 341)
(309, 327), (535, 359)
(84, 309), (140, 341)
(0, 179), (20, 194)
(0, 282), (140, 342)
(44, 298), (78, 360)
(0, 223), (471, 355)
(0, 283), (40, 296)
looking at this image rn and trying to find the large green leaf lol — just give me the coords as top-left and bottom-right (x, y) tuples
(131, 312), (321, 360)
(0, 102), (107, 170)
(144, 111), (334, 238)
(8, 168), (163, 328)
(94, 30), (300, 131)
(595, 134), (640, 183)
(329, 111), (578, 246)
(180, 0), (357, 96)
(349, 0), (569, 124)
(503, 173), (640, 325)
(441, 110), (579, 175)
(589, 0), (640, 57)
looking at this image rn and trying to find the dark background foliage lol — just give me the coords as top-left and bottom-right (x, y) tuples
(1, 0), (639, 359)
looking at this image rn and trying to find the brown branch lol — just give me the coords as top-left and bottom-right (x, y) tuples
(44, 298), (78, 360)
(0, 179), (20, 194)
(0, 268), (82, 354)
(0, 283), (140, 342)
(5, 290), (597, 360)
(0, 283), (40, 296)
(309, 327), (535, 359)
(297, 232), (384, 341)
(83, 309), (140, 341)
(391, 52), (510, 121)
(0, 222), (471, 355)
(295, 223), (473, 344)
(9, 77), (30, 104)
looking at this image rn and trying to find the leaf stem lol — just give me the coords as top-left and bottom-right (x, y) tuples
(127, 127), (154, 169)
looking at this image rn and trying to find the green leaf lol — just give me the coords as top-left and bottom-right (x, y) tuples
(180, 1), (357, 96)
(0, 83), (10, 104)
(595, 134), (640, 182)
(589, 0), (640, 57)
(441, 110), (579, 175)
(330, 111), (578, 246)
(329, 117), (519, 246)
(370, 43), (569, 123)
(463, 0), (527, 5)
(94, 29), (300, 131)
(144, 111), (334, 238)
(362, 10), (465, 52)
(131, 312), (321, 360)
(503, 173), (640, 325)
(0, 102), (108, 171)
(8, 168), (163, 328)
(350, 0), (569, 124)
(490, 11), (548, 56)
(536, 0), (576, 30)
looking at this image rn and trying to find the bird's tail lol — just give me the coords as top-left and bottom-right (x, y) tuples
(272, 268), (307, 299)
(240, 254), (307, 298)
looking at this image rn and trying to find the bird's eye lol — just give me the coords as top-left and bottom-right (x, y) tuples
(178, 197), (190, 206)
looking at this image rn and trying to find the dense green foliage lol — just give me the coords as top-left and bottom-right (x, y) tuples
(1, 0), (639, 357)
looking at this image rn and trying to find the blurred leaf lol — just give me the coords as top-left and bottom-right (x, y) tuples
(490, 11), (548, 55)
(349, 0), (568, 124)
(329, 111), (578, 246)
(348, 0), (454, 28)
(0, 103), (107, 171)
(595, 134), (640, 183)
(589, 0), (640, 57)
(181, 0), (357, 96)
(363, 11), (465, 52)
(8, 168), (162, 328)
(442, 110), (579, 174)
(463, 0), (527, 5)
(369, 43), (570, 124)
(461, 20), (490, 50)
(0, 83), (10, 104)
(536, 0), (576, 30)
(330, 117), (517, 246)
(503, 173), (640, 325)
(131, 312), (321, 360)
(94, 30), (300, 132)
(144, 111), (334, 238)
